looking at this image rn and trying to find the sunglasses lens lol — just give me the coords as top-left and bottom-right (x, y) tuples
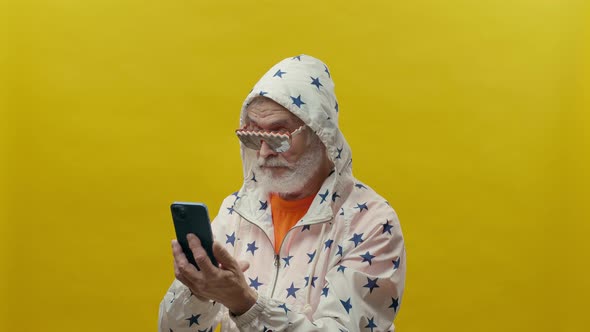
(262, 136), (291, 153)
(237, 133), (263, 150)
(236, 130), (291, 152)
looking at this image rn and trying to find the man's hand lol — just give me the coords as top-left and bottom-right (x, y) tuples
(172, 234), (257, 315)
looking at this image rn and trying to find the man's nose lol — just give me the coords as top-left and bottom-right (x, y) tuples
(259, 140), (277, 158)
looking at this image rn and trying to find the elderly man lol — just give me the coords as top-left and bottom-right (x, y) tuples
(158, 55), (406, 331)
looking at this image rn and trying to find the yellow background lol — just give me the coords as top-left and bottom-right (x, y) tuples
(1, 0), (588, 331)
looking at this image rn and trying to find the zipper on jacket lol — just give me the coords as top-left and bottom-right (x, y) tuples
(268, 216), (333, 298)
(270, 254), (281, 297)
(233, 209), (333, 299)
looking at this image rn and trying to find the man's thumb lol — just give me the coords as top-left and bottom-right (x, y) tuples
(238, 260), (250, 272)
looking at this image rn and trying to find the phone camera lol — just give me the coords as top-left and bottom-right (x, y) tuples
(173, 205), (186, 218)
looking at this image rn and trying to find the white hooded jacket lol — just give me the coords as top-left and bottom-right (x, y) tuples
(158, 55), (406, 332)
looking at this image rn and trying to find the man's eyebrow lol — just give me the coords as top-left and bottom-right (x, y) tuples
(246, 116), (292, 128)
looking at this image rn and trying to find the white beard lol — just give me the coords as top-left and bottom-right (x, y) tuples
(253, 135), (324, 195)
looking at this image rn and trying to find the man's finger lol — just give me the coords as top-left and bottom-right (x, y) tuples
(213, 242), (239, 271)
(172, 239), (198, 276)
(171, 240), (186, 266)
(187, 234), (217, 275)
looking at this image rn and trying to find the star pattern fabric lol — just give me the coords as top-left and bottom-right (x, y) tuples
(186, 314), (200, 327)
(273, 69), (286, 78)
(307, 250), (316, 263)
(349, 233), (364, 247)
(360, 251), (376, 265)
(365, 317), (377, 332)
(318, 189), (329, 203)
(363, 277), (380, 293)
(310, 76), (323, 90)
(246, 241), (259, 255)
(382, 219), (394, 235)
(282, 255), (293, 267)
(324, 239), (333, 249)
(304, 276), (318, 287)
(291, 95), (305, 108)
(225, 232), (236, 246)
(355, 202), (369, 212)
(286, 282), (300, 299)
(249, 277), (263, 290)
(340, 298), (352, 314)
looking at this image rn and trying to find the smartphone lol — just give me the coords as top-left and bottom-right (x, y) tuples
(170, 202), (218, 269)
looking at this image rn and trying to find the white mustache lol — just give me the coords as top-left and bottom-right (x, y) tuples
(257, 157), (290, 168)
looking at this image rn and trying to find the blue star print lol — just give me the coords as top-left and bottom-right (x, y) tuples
(336, 147), (343, 159)
(335, 101), (339, 112)
(349, 233), (364, 247)
(259, 90), (268, 96)
(286, 282), (300, 298)
(355, 183), (368, 189)
(273, 69), (286, 78)
(226, 205), (235, 215)
(246, 241), (259, 255)
(259, 200), (268, 210)
(249, 277), (263, 290)
(186, 314), (200, 327)
(278, 303), (290, 314)
(337, 264), (347, 273)
(231, 191), (240, 201)
(291, 95), (305, 108)
(251, 172), (257, 182)
(389, 297), (399, 312)
(336, 245), (343, 256)
(307, 250), (316, 263)
(322, 286), (329, 297)
(363, 277), (380, 293)
(310, 76), (323, 89)
(301, 225), (311, 232)
(225, 232), (236, 246)
(365, 317), (377, 332)
(340, 297), (352, 314)
(318, 189), (329, 203)
(324, 239), (333, 250)
(360, 251), (376, 265)
(304, 276), (318, 287)
(355, 202), (369, 212)
(393, 257), (400, 270)
(382, 219), (394, 235)
(292, 55), (302, 61)
(332, 191), (340, 202)
(340, 207), (344, 216)
(282, 255), (293, 267)
(324, 64), (331, 78)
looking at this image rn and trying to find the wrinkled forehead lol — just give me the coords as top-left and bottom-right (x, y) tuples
(245, 97), (304, 127)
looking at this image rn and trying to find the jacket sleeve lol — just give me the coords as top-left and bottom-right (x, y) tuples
(158, 279), (224, 332)
(230, 200), (406, 332)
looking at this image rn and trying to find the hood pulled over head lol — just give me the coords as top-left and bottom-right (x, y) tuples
(239, 54), (352, 180)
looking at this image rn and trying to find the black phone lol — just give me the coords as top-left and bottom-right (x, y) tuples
(170, 202), (218, 269)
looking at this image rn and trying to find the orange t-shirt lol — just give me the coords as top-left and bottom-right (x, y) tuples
(270, 193), (315, 253)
